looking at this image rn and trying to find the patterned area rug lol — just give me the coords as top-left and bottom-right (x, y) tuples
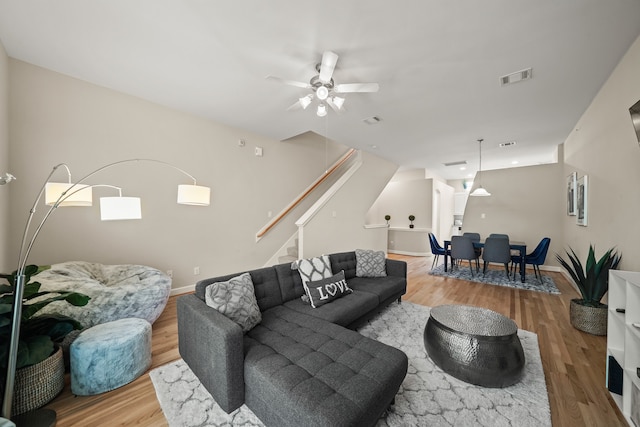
(150, 302), (551, 427)
(429, 264), (560, 294)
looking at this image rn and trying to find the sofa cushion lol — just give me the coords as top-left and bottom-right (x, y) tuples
(196, 266), (283, 312)
(329, 251), (358, 280)
(355, 249), (387, 278)
(274, 262), (305, 303)
(305, 271), (352, 308)
(347, 276), (407, 304)
(243, 305), (408, 427)
(205, 273), (262, 333)
(282, 290), (378, 327)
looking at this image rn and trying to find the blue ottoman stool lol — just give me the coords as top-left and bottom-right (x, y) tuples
(70, 318), (152, 395)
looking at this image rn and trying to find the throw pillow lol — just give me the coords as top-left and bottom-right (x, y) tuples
(355, 249), (387, 277)
(305, 270), (352, 308)
(204, 272), (262, 333)
(292, 255), (333, 285)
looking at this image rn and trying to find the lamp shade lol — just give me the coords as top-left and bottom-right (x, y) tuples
(45, 182), (93, 206)
(100, 196), (142, 220)
(470, 186), (491, 197)
(177, 185), (211, 206)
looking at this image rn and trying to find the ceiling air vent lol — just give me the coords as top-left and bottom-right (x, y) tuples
(498, 141), (517, 147)
(500, 68), (532, 86)
(363, 116), (382, 125)
(443, 160), (467, 167)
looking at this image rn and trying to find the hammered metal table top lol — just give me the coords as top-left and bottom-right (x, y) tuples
(430, 305), (517, 337)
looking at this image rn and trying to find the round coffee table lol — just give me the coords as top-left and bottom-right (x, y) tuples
(424, 304), (525, 388)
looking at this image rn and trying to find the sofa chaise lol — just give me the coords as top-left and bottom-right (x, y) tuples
(177, 250), (409, 427)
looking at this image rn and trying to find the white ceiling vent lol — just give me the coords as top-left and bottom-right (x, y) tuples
(500, 68), (532, 86)
(499, 141), (517, 147)
(443, 160), (467, 167)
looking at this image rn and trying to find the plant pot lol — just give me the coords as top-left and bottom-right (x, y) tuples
(570, 299), (608, 336)
(12, 346), (65, 415)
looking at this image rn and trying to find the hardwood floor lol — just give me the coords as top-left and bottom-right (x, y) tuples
(43, 254), (627, 426)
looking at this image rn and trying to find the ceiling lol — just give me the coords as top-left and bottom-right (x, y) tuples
(1, 1), (639, 180)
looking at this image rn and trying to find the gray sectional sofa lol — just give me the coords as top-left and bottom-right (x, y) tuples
(177, 251), (409, 427)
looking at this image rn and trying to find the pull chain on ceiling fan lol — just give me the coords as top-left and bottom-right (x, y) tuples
(267, 50), (379, 116)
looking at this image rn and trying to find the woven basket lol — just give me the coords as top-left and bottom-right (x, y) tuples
(570, 299), (608, 336)
(13, 346), (65, 415)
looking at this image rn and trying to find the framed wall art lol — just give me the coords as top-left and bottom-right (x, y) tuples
(567, 172), (577, 216)
(577, 175), (588, 226)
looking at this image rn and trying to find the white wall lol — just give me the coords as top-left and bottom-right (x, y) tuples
(563, 34), (640, 270)
(0, 40), (9, 272)
(463, 162), (564, 267)
(299, 151), (398, 257)
(7, 60), (395, 289)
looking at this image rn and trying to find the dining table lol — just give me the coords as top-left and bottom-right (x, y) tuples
(443, 239), (527, 283)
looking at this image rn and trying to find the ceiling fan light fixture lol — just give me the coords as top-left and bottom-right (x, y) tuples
(316, 86), (329, 100)
(299, 95), (312, 109)
(317, 104), (327, 117)
(331, 96), (345, 109)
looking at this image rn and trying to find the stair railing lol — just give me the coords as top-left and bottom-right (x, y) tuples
(255, 148), (357, 241)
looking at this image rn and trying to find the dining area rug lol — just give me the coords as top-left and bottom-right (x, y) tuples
(150, 302), (551, 427)
(429, 264), (560, 294)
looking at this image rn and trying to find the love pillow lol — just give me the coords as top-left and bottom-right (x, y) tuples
(305, 270), (352, 308)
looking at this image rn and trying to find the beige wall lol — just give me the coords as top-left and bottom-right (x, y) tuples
(463, 162), (564, 267)
(0, 40), (9, 272)
(368, 173), (434, 229)
(7, 60), (392, 289)
(563, 35), (640, 270)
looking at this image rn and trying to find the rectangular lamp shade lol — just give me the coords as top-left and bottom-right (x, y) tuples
(45, 182), (93, 206)
(177, 185), (210, 206)
(100, 197), (142, 221)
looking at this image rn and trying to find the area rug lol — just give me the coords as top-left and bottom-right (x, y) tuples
(150, 302), (550, 426)
(429, 264), (560, 294)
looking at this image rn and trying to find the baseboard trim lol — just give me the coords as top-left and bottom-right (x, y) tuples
(170, 284), (195, 296)
(388, 250), (430, 257)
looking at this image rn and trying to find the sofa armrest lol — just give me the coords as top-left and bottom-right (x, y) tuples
(386, 258), (407, 278)
(177, 294), (245, 413)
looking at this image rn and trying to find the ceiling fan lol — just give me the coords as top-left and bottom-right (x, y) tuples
(267, 51), (379, 117)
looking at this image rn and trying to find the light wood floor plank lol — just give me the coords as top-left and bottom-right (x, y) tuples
(41, 254), (626, 426)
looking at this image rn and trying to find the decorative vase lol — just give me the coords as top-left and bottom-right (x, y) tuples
(569, 299), (608, 336)
(409, 224), (414, 228)
(12, 346), (65, 415)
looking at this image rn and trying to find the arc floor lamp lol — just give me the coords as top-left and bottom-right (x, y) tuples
(1, 158), (210, 426)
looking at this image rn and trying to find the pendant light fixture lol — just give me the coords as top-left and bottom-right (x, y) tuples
(470, 138), (491, 197)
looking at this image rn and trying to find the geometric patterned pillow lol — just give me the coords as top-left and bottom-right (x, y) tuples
(305, 270), (352, 308)
(292, 255), (333, 285)
(355, 249), (387, 278)
(204, 272), (262, 333)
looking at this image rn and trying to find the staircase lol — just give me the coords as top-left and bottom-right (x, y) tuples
(278, 238), (299, 264)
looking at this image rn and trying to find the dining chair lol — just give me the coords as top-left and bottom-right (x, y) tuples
(450, 235), (479, 276)
(462, 232), (482, 257)
(428, 233), (448, 269)
(489, 233), (509, 239)
(511, 237), (551, 283)
(481, 237), (512, 278)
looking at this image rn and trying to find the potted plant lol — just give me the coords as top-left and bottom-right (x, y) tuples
(408, 215), (415, 229)
(384, 215), (391, 225)
(556, 245), (621, 335)
(0, 264), (90, 414)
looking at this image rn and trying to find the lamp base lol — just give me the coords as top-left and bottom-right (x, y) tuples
(12, 408), (56, 427)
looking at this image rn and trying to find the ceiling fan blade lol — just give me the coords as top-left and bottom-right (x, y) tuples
(266, 75), (311, 89)
(334, 82), (379, 93)
(286, 99), (303, 111)
(319, 51), (338, 83)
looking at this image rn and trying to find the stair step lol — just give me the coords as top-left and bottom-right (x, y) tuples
(287, 246), (298, 257)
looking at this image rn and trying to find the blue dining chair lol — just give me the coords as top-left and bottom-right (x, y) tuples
(428, 233), (448, 269)
(511, 237), (551, 283)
